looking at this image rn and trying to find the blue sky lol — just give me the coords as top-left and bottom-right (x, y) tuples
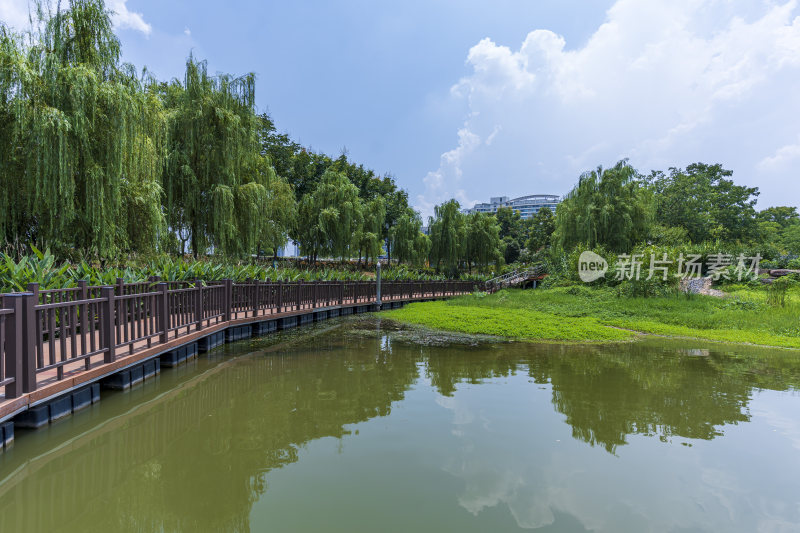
(2, 0), (799, 217)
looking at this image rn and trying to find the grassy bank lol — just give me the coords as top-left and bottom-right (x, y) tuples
(384, 286), (800, 349)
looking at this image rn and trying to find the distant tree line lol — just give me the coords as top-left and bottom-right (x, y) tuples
(548, 159), (799, 257)
(425, 158), (800, 276)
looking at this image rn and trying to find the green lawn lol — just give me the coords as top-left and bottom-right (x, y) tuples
(384, 286), (800, 349)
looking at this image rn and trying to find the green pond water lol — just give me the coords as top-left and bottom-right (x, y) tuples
(1, 318), (800, 532)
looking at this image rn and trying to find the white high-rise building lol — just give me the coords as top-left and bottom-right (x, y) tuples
(465, 194), (560, 219)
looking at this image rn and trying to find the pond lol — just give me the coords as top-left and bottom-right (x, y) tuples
(1, 318), (799, 532)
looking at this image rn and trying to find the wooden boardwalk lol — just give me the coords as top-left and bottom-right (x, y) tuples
(0, 279), (474, 421)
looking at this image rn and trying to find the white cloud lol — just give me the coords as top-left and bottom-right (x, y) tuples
(105, 0), (152, 35)
(759, 135), (800, 170)
(418, 127), (480, 219)
(420, 0), (800, 217)
(0, 0), (151, 35)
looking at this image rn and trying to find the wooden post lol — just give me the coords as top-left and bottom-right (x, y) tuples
(77, 280), (88, 355)
(194, 279), (204, 330)
(277, 281), (283, 313)
(100, 286), (116, 364)
(116, 277), (125, 296)
(157, 283), (169, 344)
(376, 263), (382, 306)
(312, 282), (317, 309)
(26, 282), (39, 304)
(18, 292), (37, 393)
(223, 279), (233, 321)
(297, 281), (302, 311)
(252, 279), (260, 317)
(2, 295), (23, 398)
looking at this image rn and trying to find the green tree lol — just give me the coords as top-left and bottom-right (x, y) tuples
(383, 188), (410, 262)
(647, 163), (759, 243)
(413, 232), (432, 266)
(465, 213), (503, 271)
(390, 209), (423, 265)
(296, 170), (364, 262)
(494, 207), (523, 242)
(554, 160), (652, 253)
(163, 56), (286, 257)
(255, 169), (296, 258)
(295, 193), (325, 263)
(781, 225), (800, 255)
(757, 206), (799, 229)
(502, 237), (520, 264)
(428, 200), (466, 274)
(0, 0), (167, 257)
(356, 196), (385, 265)
(526, 207), (555, 251)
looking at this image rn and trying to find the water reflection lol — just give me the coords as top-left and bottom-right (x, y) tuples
(0, 328), (418, 532)
(0, 322), (798, 532)
(420, 339), (800, 454)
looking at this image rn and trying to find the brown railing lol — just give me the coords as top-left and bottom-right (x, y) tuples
(0, 279), (475, 402)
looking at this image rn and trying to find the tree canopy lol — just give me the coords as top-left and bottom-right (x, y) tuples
(554, 160), (652, 253)
(0, 0), (416, 265)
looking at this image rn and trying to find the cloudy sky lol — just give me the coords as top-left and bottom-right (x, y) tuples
(2, 0), (799, 217)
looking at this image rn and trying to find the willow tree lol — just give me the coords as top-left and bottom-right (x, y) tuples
(0, 0), (167, 257)
(554, 160), (652, 253)
(293, 171), (364, 262)
(356, 196), (385, 265)
(428, 199), (466, 273)
(464, 212), (503, 272)
(315, 170), (364, 260)
(162, 56), (293, 257)
(390, 207), (431, 266)
(390, 208), (423, 265)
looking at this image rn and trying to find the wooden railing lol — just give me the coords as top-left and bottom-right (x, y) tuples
(0, 279), (475, 401)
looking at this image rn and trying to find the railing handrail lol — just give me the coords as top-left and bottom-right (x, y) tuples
(0, 278), (475, 401)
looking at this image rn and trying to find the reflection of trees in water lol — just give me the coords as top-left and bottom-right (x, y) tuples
(4, 329), (800, 531)
(423, 344), (519, 397)
(421, 341), (800, 454)
(0, 334), (418, 533)
(533, 346), (753, 453)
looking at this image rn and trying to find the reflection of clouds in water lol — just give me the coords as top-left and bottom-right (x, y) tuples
(436, 395), (473, 437)
(435, 376), (800, 532)
(751, 391), (800, 451)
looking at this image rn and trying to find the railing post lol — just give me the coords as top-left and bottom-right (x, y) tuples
(77, 279), (88, 299)
(77, 280), (89, 355)
(277, 281), (283, 313)
(252, 279), (260, 317)
(2, 295), (23, 398)
(100, 286), (116, 364)
(223, 279), (233, 322)
(376, 263), (382, 307)
(194, 279), (204, 330)
(17, 292), (37, 393)
(297, 281), (302, 311)
(157, 283), (169, 344)
(26, 282), (39, 304)
(116, 277), (125, 296)
(312, 282), (317, 309)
